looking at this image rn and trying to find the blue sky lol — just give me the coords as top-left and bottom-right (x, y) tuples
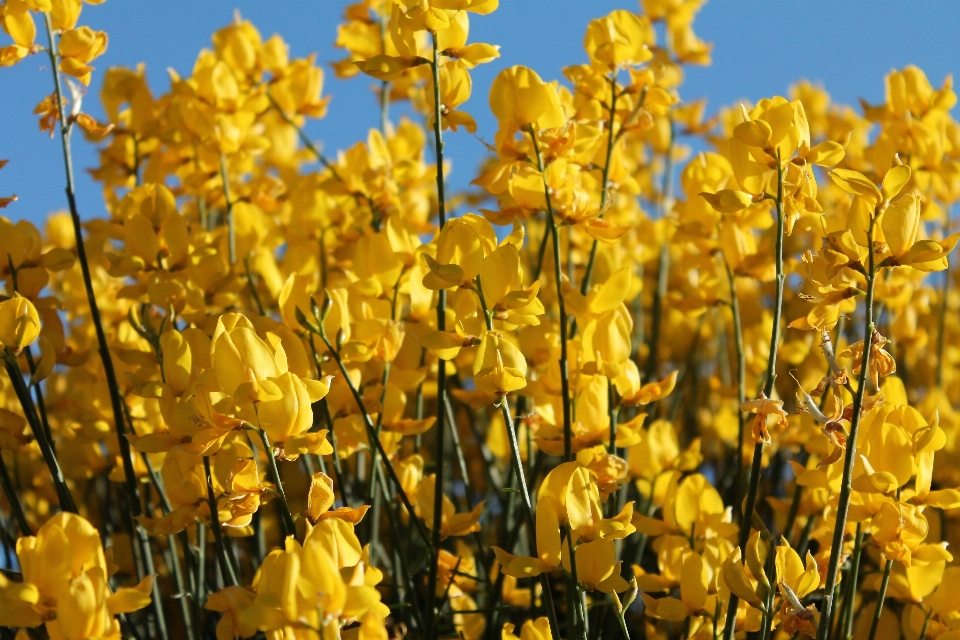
(1, 1), (959, 227)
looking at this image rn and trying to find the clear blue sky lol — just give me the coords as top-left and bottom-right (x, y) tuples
(2, 1), (959, 226)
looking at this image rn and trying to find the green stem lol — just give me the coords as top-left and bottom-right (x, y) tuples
(723, 257), (747, 515)
(762, 154), (787, 400)
(41, 12), (143, 526)
(0, 450), (30, 535)
(579, 71), (620, 296)
(935, 210), (951, 388)
(314, 324), (431, 548)
(219, 154), (236, 265)
(723, 149), (786, 640)
(616, 604), (631, 640)
(203, 456), (238, 587)
(5, 356), (76, 513)
(532, 219), (551, 282)
(256, 427), (296, 538)
(23, 345), (55, 450)
(141, 453), (196, 640)
(644, 119), (676, 384)
(196, 522), (207, 637)
(566, 529), (586, 640)
(379, 81), (390, 136)
(499, 395), (562, 640)
(366, 361), (392, 567)
(244, 256), (265, 315)
(816, 215), (877, 640)
(866, 559), (893, 640)
(425, 31), (450, 640)
(265, 90), (382, 224)
(607, 378), (619, 457)
(917, 607), (933, 640)
(528, 126), (573, 462)
(840, 524), (864, 640)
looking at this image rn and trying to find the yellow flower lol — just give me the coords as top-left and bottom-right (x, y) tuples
(58, 25), (108, 85)
(489, 66), (566, 132)
(1, 1), (35, 50)
(583, 10), (652, 71)
(210, 313), (284, 404)
(775, 536), (819, 600)
(256, 371), (331, 444)
(204, 586), (257, 640)
(473, 330), (527, 395)
(642, 551), (708, 620)
(0, 293), (40, 352)
(503, 617), (552, 640)
(7, 513), (154, 639)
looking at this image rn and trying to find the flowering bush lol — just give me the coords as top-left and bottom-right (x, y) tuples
(1, 2), (959, 640)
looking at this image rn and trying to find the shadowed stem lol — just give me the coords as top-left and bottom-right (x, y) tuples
(839, 523), (864, 640)
(141, 453), (197, 640)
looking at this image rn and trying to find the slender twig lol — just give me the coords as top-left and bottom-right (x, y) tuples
(22, 344), (54, 449)
(141, 453), (197, 640)
(243, 257), (265, 315)
(195, 522), (207, 639)
(838, 523), (864, 640)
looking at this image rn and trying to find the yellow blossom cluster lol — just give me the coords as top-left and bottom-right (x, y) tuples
(0, 2), (959, 640)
